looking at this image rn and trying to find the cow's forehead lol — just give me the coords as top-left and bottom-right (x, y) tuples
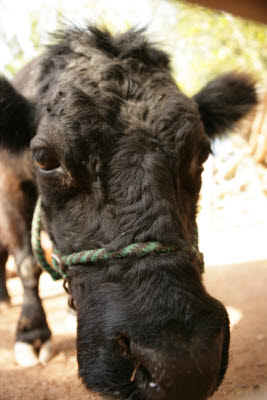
(40, 73), (201, 163)
(44, 56), (199, 126)
(37, 31), (202, 163)
(38, 82), (202, 174)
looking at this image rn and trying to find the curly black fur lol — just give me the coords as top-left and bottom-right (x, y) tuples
(0, 25), (257, 400)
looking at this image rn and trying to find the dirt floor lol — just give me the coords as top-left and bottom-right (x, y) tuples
(0, 257), (267, 400)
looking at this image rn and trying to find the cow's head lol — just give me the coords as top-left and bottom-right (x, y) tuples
(0, 27), (257, 400)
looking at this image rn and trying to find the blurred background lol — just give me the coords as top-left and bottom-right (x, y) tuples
(1, 0), (267, 92)
(0, 1), (267, 400)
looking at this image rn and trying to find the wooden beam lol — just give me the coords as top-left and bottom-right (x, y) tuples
(187, 0), (267, 25)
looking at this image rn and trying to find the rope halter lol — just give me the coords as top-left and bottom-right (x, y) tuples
(31, 197), (204, 281)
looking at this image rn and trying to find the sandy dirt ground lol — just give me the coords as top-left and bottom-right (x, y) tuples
(0, 257), (267, 400)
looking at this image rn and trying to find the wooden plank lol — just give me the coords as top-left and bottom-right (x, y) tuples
(187, 0), (267, 25)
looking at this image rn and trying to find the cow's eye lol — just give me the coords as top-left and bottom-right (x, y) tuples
(33, 149), (60, 171)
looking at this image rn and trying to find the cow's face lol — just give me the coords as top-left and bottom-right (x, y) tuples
(32, 84), (227, 400)
(0, 27), (257, 400)
(31, 78), (226, 400)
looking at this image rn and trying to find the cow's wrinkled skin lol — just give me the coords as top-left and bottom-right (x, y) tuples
(0, 26), (257, 399)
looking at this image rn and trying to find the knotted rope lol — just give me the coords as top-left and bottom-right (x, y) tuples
(31, 197), (204, 281)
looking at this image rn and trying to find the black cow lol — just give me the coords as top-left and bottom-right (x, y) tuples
(0, 26), (257, 399)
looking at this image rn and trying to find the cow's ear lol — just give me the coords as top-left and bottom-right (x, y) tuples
(0, 77), (35, 151)
(193, 72), (257, 138)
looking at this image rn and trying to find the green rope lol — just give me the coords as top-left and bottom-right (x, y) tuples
(31, 197), (204, 281)
(31, 197), (64, 280)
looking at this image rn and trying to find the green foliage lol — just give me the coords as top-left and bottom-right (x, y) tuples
(28, 13), (42, 53)
(0, 32), (24, 77)
(168, 1), (267, 94)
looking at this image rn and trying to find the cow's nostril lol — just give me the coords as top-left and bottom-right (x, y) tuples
(115, 333), (131, 357)
(115, 335), (157, 387)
